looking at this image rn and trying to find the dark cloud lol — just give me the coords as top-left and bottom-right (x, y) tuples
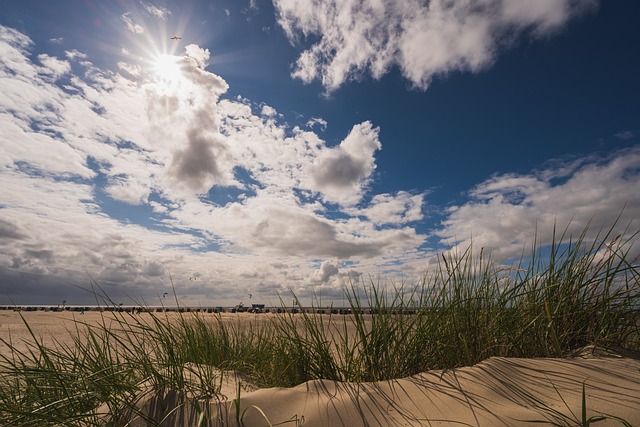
(251, 209), (382, 258)
(0, 219), (26, 240)
(169, 131), (226, 192)
(24, 249), (54, 262)
(312, 152), (367, 188)
(308, 121), (381, 204)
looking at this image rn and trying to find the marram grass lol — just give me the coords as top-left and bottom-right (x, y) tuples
(0, 224), (638, 425)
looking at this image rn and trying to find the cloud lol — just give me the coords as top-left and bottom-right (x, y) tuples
(615, 131), (634, 140)
(304, 260), (363, 301)
(65, 49), (87, 61)
(355, 191), (425, 225)
(308, 121), (381, 205)
(117, 61), (142, 76)
(183, 44), (212, 70)
(122, 13), (145, 34)
(274, 0), (597, 92)
(0, 219), (26, 240)
(310, 260), (339, 283)
(437, 147), (640, 260)
(141, 2), (171, 20)
(261, 104), (278, 117)
(168, 130), (230, 193)
(306, 117), (327, 131)
(37, 54), (71, 78)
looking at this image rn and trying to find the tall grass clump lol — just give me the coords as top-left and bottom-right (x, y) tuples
(268, 223), (638, 381)
(0, 223), (638, 424)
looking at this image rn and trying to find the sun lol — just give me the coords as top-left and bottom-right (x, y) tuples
(153, 54), (182, 82)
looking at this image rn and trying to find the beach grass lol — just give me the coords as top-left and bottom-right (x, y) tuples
(0, 223), (638, 425)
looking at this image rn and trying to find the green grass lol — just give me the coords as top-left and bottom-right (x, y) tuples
(0, 223), (638, 425)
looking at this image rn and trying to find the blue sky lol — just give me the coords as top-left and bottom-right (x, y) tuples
(1, 0), (639, 306)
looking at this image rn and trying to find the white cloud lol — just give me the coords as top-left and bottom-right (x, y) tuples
(141, 1), (171, 20)
(274, 0), (597, 92)
(437, 147), (640, 260)
(183, 44), (211, 69)
(304, 260), (363, 301)
(65, 49), (87, 60)
(306, 117), (327, 131)
(0, 25), (36, 78)
(260, 104), (277, 117)
(37, 54), (71, 77)
(117, 61), (141, 76)
(0, 115), (93, 178)
(122, 13), (145, 34)
(356, 191), (424, 225)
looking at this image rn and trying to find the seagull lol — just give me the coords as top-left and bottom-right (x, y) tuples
(170, 36), (182, 40)
(189, 276), (197, 281)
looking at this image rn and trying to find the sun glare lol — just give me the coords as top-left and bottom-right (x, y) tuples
(154, 54), (181, 82)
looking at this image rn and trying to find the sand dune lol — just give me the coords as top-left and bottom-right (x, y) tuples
(111, 353), (640, 426)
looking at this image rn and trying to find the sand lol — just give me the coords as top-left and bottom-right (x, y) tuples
(2, 310), (639, 426)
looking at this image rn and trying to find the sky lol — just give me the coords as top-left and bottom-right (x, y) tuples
(1, 0), (639, 306)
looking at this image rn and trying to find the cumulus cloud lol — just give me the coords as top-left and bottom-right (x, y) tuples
(437, 147), (640, 260)
(310, 260), (339, 283)
(274, 0), (597, 92)
(308, 121), (381, 205)
(260, 104), (277, 117)
(304, 260), (363, 301)
(356, 191), (424, 225)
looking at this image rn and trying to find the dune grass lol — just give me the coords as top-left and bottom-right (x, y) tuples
(0, 224), (638, 425)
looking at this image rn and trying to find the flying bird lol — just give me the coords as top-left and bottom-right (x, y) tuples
(249, 293), (252, 299)
(170, 36), (182, 40)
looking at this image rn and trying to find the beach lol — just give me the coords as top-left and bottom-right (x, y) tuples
(2, 310), (639, 426)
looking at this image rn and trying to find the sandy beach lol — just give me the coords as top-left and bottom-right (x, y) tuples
(2, 310), (639, 426)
